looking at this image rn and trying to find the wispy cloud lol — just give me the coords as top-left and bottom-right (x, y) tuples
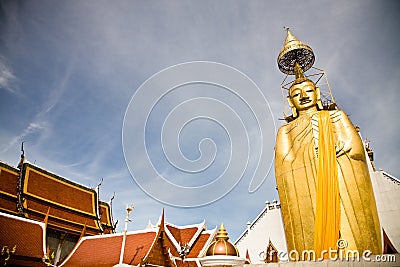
(0, 58), (17, 94)
(0, 56), (74, 156)
(0, 121), (47, 153)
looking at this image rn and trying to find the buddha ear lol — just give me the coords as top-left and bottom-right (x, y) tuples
(287, 96), (298, 118)
(315, 87), (323, 110)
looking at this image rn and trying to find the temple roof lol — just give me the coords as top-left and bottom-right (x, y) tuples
(0, 161), (114, 235)
(0, 211), (47, 266)
(0, 161), (19, 216)
(60, 229), (159, 267)
(188, 229), (216, 258)
(166, 222), (204, 245)
(382, 171), (400, 186)
(164, 221), (207, 252)
(59, 211), (217, 267)
(0, 159), (217, 266)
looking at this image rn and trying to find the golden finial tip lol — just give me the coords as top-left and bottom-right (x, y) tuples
(216, 223), (229, 240)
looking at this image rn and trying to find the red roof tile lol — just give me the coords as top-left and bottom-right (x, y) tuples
(188, 232), (214, 257)
(164, 232), (180, 257)
(0, 197), (18, 215)
(0, 163), (19, 216)
(60, 217), (213, 267)
(0, 212), (46, 265)
(23, 165), (96, 215)
(60, 230), (158, 267)
(123, 232), (158, 265)
(163, 221), (216, 262)
(99, 202), (112, 226)
(166, 224), (199, 245)
(12, 163), (113, 235)
(0, 163), (19, 197)
(60, 234), (123, 266)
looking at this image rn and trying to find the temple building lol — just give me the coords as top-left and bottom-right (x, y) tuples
(235, 200), (287, 263)
(60, 210), (219, 267)
(0, 156), (231, 267)
(367, 150), (400, 253)
(0, 157), (115, 266)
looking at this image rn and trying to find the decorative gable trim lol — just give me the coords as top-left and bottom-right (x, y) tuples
(197, 228), (217, 257)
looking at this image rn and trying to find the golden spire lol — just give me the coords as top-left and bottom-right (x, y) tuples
(277, 27), (315, 75)
(215, 223), (229, 241)
(283, 27), (297, 44)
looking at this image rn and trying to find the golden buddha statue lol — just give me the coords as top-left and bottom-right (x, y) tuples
(274, 29), (382, 258)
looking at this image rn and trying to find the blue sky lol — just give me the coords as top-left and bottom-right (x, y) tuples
(0, 1), (399, 240)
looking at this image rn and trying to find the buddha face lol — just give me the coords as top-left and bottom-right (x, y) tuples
(288, 80), (320, 112)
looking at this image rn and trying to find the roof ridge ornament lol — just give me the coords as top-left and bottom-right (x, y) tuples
(17, 141), (27, 169)
(215, 223), (229, 241)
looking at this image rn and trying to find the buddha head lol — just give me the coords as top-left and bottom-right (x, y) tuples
(287, 63), (323, 117)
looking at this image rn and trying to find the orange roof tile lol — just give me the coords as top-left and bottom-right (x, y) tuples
(187, 231), (215, 257)
(0, 163), (19, 216)
(60, 234), (122, 267)
(164, 221), (207, 255)
(10, 163), (114, 235)
(99, 201), (112, 227)
(123, 232), (159, 265)
(24, 199), (100, 235)
(0, 197), (18, 215)
(23, 165), (97, 215)
(0, 211), (46, 265)
(166, 224), (199, 245)
(60, 229), (158, 267)
(1, 161), (114, 237)
(60, 214), (213, 267)
(163, 220), (216, 262)
(0, 162), (19, 197)
(164, 232), (180, 257)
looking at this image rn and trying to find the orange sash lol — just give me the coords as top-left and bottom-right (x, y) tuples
(314, 111), (340, 257)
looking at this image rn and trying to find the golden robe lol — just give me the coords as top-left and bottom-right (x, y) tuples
(275, 109), (381, 256)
